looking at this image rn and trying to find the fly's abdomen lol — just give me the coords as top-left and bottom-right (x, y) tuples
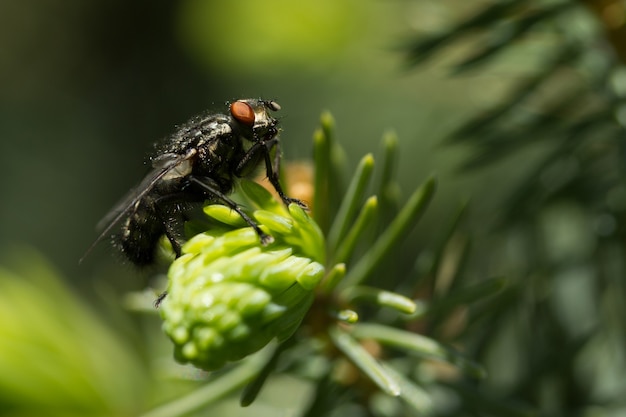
(118, 204), (165, 266)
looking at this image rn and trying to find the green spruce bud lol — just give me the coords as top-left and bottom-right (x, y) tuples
(160, 181), (326, 371)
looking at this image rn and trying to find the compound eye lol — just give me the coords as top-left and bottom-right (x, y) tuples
(231, 101), (255, 125)
(267, 101), (281, 111)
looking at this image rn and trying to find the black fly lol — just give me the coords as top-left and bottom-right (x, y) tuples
(84, 98), (304, 266)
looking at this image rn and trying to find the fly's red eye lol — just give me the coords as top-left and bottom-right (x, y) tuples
(230, 101), (255, 125)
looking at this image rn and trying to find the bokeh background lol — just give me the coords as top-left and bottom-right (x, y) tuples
(0, 0), (500, 282)
(2, 1), (626, 416)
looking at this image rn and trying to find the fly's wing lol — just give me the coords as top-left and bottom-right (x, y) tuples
(81, 150), (195, 263)
(95, 153), (182, 231)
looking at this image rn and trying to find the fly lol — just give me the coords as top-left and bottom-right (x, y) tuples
(83, 98), (304, 266)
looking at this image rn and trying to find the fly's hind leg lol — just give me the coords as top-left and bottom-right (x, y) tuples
(151, 197), (190, 308)
(152, 195), (191, 257)
(155, 291), (168, 308)
(189, 176), (274, 245)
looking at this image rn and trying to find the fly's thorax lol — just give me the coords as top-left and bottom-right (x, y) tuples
(162, 113), (233, 155)
(191, 132), (244, 178)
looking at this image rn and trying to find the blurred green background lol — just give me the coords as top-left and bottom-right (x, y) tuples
(0, 0), (506, 282)
(2, 0), (625, 416)
(2, 2), (478, 414)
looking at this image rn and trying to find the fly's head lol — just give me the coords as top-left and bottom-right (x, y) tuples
(229, 98), (281, 141)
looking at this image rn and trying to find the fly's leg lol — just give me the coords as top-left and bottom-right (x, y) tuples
(237, 135), (307, 209)
(162, 219), (183, 256)
(189, 176), (274, 245)
(145, 199), (186, 308)
(155, 291), (168, 308)
(152, 194), (193, 257)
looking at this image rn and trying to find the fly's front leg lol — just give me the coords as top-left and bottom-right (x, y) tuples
(238, 136), (307, 209)
(263, 138), (307, 208)
(189, 176), (274, 245)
